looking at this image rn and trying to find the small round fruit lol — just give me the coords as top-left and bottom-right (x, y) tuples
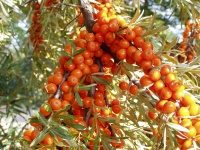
(129, 85), (138, 95)
(162, 101), (176, 114)
(41, 134), (54, 146)
(119, 81), (129, 91)
(112, 105), (121, 114)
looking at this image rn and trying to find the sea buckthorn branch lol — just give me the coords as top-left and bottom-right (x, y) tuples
(54, 72), (69, 98)
(78, 0), (95, 33)
(84, 85), (95, 125)
(100, 42), (120, 63)
(78, 0), (111, 125)
(178, 19), (200, 63)
(78, 0), (120, 64)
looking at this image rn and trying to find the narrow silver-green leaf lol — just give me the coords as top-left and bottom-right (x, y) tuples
(0, 2), (9, 17)
(78, 83), (96, 91)
(37, 112), (48, 126)
(65, 122), (86, 130)
(73, 48), (86, 56)
(52, 105), (71, 117)
(92, 75), (109, 85)
(75, 91), (83, 106)
(50, 127), (73, 140)
(167, 122), (189, 132)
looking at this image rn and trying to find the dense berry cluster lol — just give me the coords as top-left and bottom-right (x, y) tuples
(22, 0), (200, 150)
(29, 2), (43, 52)
(29, 0), (59, 52)
(178, 17), (200, 63)
(142, 64), (200, 149)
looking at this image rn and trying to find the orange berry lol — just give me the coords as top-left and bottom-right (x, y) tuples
(177, 107), (190, 117)
(64, 61), (75, 72)
(49, 98), (62, 111)
(90, 64), (100, 73)
(133, 26), (143, 36)
(132, 50), (143, 62)
(87, 41), (96, 52)
(111, 99), (120, 106)
(168, 80), (182, 92)
(94, 98), (106, 107)
(71, 69), (83, 79)
(54, 67), (65, 75)
(23, 130), (33, 137)
(30, 130), (41, 141)
(142, 41), (153, 51)
(148, 110), (157, 119)
(61, 100), (70, 109)
(60, 81), (70, 93)
(153, 56), (162, 66)
(92, 22), (100, 33)
(139, 60), (152, 70)
(181, 94), (196, 107)
(134, 37), (144, 48)
(22, 135), (31, 142)
(62, 92), (74, 103)
(79, 30), (88, 39)
(160, 65), (171, 76)
(155, 100), (168, 112)
(119, 81), (129, 91)
(148, 68), (161, 81)
(162, 101), (176, 114)
(84, 58), (94, 66)
(104, 32), (115, 45)
(116, 49), (127, 60)
(164, 73), (176, 85)
(196, 136), (200, 144)
(183, 126), (196, 138)
(172, 90), (184, 100)
(189, 103), (199, 116)
(53, 73), (63, 85)
(100, 24), (109, 35)
(41, 134), (54, 146)
(67, 75), (79, 87)
(73, 54), (84, 65)
(153, 79), (165, 92)
(141, 48), (154, 61)
(40, 105), (52, 117)
(129, 85), (138, 95)
(194, 121), (200, 134)
(158, 87), (172, 100)
(47, 75), (54, 84)
(112, 105), (121, 114)
(46, 83), (57, 94)
(82, 97), (93, 108)
(180, 118), (192, 127)
(126, 46), (137, 57)
(108, 19), (119, 32)
(82, 65), (91, 75)
(125, 28), (136, 41)
(85, 32), (95, 42)
(119, 39), (130, 49)
(140, 75), (153, 87)
(181, 139), (193, 150)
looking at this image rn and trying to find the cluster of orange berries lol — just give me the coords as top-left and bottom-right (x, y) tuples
(140, 65), (200, 149)
(29, 2), (43, 52)
(45, 0), (59, 9)
(23, 0), (200, 149)
(178, 18), (200, 63)
(29, 0), (59, 52)
(23, 1), (128, 149)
